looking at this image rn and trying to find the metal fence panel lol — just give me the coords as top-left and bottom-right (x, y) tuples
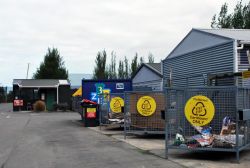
(165, 86), (250, 162)
(99, 93), (125, 127)
(72, 96), (82, 113)
(124, 91), (165, 136)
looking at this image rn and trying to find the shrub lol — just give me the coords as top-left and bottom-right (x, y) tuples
(33, 100), (46, 112)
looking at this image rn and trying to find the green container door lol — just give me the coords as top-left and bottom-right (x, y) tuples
(46, 90), (56, 111)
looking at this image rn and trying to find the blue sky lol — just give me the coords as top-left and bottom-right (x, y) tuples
(0, 0), (248, 86)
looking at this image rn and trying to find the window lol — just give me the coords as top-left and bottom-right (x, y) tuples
(239, 48), (250, 65)
(34, 89), (39, 100)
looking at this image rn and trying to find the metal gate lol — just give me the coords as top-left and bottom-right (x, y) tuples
(165, 86), (250, 162)
(124, 91), (165, 137)
(99, 93), (125, 127)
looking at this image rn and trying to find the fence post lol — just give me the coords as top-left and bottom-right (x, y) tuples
(235, 87), (240, 163)
(124, 92), (127, 140)
(165, 89), (168, 159)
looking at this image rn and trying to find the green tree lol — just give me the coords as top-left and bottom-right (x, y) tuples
(7, 91), (13, 103)
(107, 51), (117, 79)
(124, 56), (130, 79)
(139, 56), (144, 67)
(0, 87), (5, 102)
(232, 1), (244, 28)
(93, 50), (108, 80)
(130, 53), (139, 77)
(33, 48), (68, 79)
(118, 60), (125, 79)
(243, 2), (250, 28)
(211, 14), (217, 28)
(211, 3), (232, 28)
(211, 1), (250, 29)
(148, 53), (154, 63)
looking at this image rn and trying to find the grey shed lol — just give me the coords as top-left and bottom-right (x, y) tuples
(132, 63), (163, 91)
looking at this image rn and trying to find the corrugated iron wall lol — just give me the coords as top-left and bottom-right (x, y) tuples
(133, 79), (162, 91)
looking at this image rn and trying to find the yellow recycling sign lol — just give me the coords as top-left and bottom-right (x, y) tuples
(110, 97), (124, 113)
(137, 96), (156, 117)
(184, 95), (215, 126)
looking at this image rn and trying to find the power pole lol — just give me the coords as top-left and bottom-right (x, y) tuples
(26, 63), (30, 79)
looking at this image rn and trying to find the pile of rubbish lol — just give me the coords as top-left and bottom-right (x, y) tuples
(173, 116), (245, 148)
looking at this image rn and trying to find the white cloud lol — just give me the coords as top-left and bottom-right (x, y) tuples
(0, 0), (248, 85)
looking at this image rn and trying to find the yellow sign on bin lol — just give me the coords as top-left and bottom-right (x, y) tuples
(185, 95), (215, 126)
(137, 96), (156, 117)
(86, 108), (96, 118)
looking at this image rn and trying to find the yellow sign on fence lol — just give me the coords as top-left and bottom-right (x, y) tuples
(110, 97), (124, 113)
(137, 96), (156, 117)
(184, 95), (215, 126)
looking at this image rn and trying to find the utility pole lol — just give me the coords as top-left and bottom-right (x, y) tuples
(26, 63), (30, 79)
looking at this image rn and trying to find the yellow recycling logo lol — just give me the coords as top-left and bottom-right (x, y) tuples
(142, 100), (151, 110)
(185, 95), (215, 126)
(110, 97), (124, 113)
(192, 102), (207, 116)
(137, 96), (156, 117)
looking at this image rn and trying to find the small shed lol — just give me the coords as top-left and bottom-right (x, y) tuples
(132, 63), (163, 91)
(13, 79), (71, 111)
(163, 28), (250, 87)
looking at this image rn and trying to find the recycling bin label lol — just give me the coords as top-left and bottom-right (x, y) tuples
(184, 95), (215, 126)
(136, 96), (156, 117)
(86, 108), (96, 118)
(110, 97), (124, 113)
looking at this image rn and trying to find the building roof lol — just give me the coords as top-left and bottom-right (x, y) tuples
(146, 63), (162, 74)
(165, 28), (250, 60)
(132, 63), (162, 79)
(197, 28), (250, 41)
(13, 79), (70, 88)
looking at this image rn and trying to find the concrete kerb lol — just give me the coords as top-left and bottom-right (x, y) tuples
(88, 126), (250, 168)
(89, 126), (165, 150)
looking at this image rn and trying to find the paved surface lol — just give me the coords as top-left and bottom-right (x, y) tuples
(92, 126), (250, 168)
(0, 103), (183, 168)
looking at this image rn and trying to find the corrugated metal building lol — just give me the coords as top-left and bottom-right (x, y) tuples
(132, 63), (163, 91)
(162, 28), (250, 87)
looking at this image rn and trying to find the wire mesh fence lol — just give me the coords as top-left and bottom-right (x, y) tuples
(98, 93), (125, 127)
(165, 86), (250, 162)
(71, 96), (82, 113)
(124, 91), (165, 137)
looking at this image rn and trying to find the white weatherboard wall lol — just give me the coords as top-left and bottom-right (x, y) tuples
(133, 66), (162, 91)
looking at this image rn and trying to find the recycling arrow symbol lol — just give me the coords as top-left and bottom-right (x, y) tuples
(192, 102), (207, 116)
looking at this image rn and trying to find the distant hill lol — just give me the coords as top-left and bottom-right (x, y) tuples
(68, 73), (92, 89)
